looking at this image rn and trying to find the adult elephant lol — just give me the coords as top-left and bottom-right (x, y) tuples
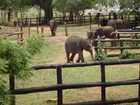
(49, 19), (57, 36)
(87, 26), (116, 39)
(108, 19), (126, 30)
(65, 36), (94, 63)
(87, 26), (116, 49)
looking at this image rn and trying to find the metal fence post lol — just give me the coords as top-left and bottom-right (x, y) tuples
(56, 66), (63, 105)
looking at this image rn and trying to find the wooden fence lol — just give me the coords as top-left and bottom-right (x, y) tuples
(94, 39), (140, 56)
(17, 15), (95, 26)
(0, 32), (23, 45)
(16, 15), (140, 28)
(9, 59), (140, 105)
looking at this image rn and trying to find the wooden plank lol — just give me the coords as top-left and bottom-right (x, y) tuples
(99, 46), (140, 49)
(93, 39), (140, 42)
(12, 79), (140, 94)
(57, 66), (63, 105)
(31, 59), (140, 70)
(9, 75), (15, 105)
(101, 63), (106, 101)
(112, 32), (140, 34)
(64, 97), (140, 105)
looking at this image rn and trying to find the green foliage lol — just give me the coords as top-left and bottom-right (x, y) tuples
(95, 39), (106, 61)
(0, 34), (44, 79)
(54, 0), (92, 15)
(0, 34), (44, 105)
(130, 34), (140, 46)
(26, 34), (45, 56)
(119, 51), (135, 59)
(0, 79), (11, 105)
(95, 50), (106, 61)
(0, 38), (31, 79)
(0, 57), (11, 105)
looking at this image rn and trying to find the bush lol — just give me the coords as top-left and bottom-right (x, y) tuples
(94, 38), (106, 61)
(119, 51), (135, 59)
(0, 38), (31, 79)
(0, 59), (11, 105)
(0, 79), (11, 105)
(95, 50), (106, 61)
(26, 34), (45, 56)
(0, 34), (44, 105)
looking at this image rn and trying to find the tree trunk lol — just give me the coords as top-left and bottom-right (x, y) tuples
(69, 11), (73, 21)
(8, 8), (12, 22)
(113, 13), (117, 20)
(40, 0), (53, 25)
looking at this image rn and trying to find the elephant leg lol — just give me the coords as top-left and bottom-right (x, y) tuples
(52, 27), (57, 36)
(76, 54), (80, 63)
(66, 52), (70, 63)
(111, 34), (117, 47)
(77, 51), (84, 63)
(51, 28), (55, 36)
(69, 53), (76, 62)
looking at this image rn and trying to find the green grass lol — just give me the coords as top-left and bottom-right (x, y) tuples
(15, 63), (140, 105)
(30, 42), (63, 65)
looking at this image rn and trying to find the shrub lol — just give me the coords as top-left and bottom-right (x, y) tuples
(119, 51), (135, 59)
(0, 34), (44, 105)
(94, 38), (106, 61)
(26, 34), (45, 56)
(0, 79), (11, 105)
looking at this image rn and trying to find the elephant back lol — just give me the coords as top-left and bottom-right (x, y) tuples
(108, 19), (117, 29)
(116, 19), (126, 30)
(65, 36), (82, 53)
(101, 26), (115, 38)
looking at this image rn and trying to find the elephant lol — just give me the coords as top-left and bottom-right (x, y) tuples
(108, 19), (126, 30)
(108, 19), (117, 29)
(49, 19), (57, 36)
(87, 26), (117, 49)
(100, 19), (108, 26)
(65, 36), (94, 63)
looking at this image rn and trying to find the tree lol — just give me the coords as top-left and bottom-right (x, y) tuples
(0, 0), (53, 24)
(39, 0), (53, 24)
(55, 0), (92, 24)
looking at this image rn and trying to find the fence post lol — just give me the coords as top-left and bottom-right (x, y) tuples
(20, 32), (23, 45)
(120, 41), (124, 54)
(41, 27), (44, 37)
(100, 63), (106, 102)
(138, 63), (140, 105)
(28, 21), (30, 37)
(64, 21), (68, 36)
(36, 16), (39, 34)
(88, 13), (92, 30)
(9, 75), (15, 105)
(56, 66), (63, 105)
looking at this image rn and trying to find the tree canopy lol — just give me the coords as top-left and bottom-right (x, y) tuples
(0, 0), (140, 23)
(54, 0), (92, 16)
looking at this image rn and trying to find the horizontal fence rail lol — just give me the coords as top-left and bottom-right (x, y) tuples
(0, 31), (24, 45)
(93, 38), (140, 56)
(9, 59), (140, 105)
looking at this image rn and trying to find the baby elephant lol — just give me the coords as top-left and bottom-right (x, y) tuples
(65, 36), (94, 63)
(49, 19), (57, 36)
